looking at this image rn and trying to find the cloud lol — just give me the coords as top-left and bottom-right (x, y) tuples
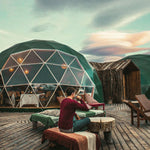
(33, 0), (150, 28)
(81, 31), (150, 56)
(31, 23), (50, 32)
(93, 0), (150, 28)
(34, 0), (108, 12)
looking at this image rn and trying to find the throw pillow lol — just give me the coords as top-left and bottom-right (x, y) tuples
(84, 93), (98, 104)
(40, 109), (60, 117)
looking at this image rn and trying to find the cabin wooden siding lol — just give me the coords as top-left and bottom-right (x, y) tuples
(90, 59), (141, 103)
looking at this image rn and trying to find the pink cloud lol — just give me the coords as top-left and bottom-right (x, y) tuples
(81, 31), (150, 56)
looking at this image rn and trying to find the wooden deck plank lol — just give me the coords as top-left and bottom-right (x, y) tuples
(126, 123), (149, 150)
(113, 125), (127, 150)
(116, 122), (134, 150)
(1, 104), (150, 150)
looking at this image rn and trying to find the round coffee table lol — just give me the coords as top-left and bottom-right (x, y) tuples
(89, 117), (115, 143)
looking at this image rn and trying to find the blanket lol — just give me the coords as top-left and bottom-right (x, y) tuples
(42, 127), (100, 150)
(30, 109), (105, 128)
(76, 109), (105, 118)
(30, 113), (59, 128)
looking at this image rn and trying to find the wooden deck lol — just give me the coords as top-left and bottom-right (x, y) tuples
(0, 104), (150, 150)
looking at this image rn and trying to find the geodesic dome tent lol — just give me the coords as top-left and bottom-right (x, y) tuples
(0, 40), (103, 108)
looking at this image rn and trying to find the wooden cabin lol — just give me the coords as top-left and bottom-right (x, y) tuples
(90, 59), (141, 103)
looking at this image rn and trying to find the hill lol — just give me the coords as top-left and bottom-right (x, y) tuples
(123, 54), (150, 98)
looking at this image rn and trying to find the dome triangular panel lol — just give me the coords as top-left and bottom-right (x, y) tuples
(70, 59), (82, 70)
(1, 67), (18, 84)
(21, 64), (42, 82)
(71, 68), (84, 84)
(23, 50), (42, 64)
(59, 51), (75, 65)
(81, 73), (94, 86)
(3, 57), (18, 69)
(60, 68), (79, 86)
(47, 51), (65, 65)
(47, 64), (66, 82)
(12, 51), (29, 64)
(7, 67), (28, 86)
(32, 65), (57, 84)
(35, 50), (55, 62)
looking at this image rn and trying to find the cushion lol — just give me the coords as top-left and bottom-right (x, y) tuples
(57, 96), (65, 104)
(40, 109), (60, 117)
(84, 93), (98, 104)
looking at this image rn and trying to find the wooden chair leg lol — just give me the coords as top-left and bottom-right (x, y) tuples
(137, 112), (140, 128)
(131, 109), (134, 125)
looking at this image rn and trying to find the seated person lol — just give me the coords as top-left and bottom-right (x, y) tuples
(58, 87), (91, 133)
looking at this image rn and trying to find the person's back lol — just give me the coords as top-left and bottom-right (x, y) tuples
(58, 87), (91, 133)
(59, 98), (88, 130)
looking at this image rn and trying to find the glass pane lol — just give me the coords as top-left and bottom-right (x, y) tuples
(24, 85), (35, 94)
(47, 64), (66, 82)
(47, 51), (65, 65)
(7, 67), (28, 86)
(1, 67), (18, 84)
(19, 85), (41, 107)
(81, 72), (94, 86)
(60, 68), (80, 86)
(71, 68), (84, 84)
(85, 87), (93, 94)
(3, 56), (18, 69)
(12, 51), (29, 64)
(2, 89), (12, 107)
(23, 50), (42, 64)
(21, 64), (42, 82)
(60, 85), (79, 96)
(44, 85), (58, 107)
(59, 51), (75, 65)
(6, 85), (28, 107)
(55, 86), (65, 97)
(34, 50), (55, 62)
(70, 59), (83, 70)
(32, 65), (57, 84)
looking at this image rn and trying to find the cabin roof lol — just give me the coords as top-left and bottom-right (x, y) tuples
(90, 59), (139, 71)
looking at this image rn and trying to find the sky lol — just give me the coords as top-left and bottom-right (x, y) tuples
(1, 0), (150, 63)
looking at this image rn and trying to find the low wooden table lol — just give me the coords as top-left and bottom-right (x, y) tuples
(89, 117), (115, 143)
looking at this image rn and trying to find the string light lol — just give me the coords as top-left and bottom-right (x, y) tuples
(24, 69), (29, 74)
(9, 68), (14, 72)
(61, 63), (67, 69)
(17, 57), (23, 63)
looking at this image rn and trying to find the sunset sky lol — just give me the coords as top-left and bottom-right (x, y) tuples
(1, 0), (150, 62)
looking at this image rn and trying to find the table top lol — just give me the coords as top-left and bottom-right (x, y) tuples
(89, 117), (115, 123)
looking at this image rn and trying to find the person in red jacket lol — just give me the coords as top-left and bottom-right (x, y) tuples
(59, 87), (91, 133)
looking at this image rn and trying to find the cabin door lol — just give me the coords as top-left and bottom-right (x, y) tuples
(123, 71), (140, 100)
(123, 74), (126, 99)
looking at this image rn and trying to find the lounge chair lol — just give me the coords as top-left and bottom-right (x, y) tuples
(122, 99), (140, 127)
(135, 94), (150, 113)
(135, 94), (150, 122)
(83, 93), (105, 110)
(123, 97), (150, 127)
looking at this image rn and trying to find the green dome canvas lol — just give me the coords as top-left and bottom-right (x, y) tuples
(0, 40), (103, 108)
